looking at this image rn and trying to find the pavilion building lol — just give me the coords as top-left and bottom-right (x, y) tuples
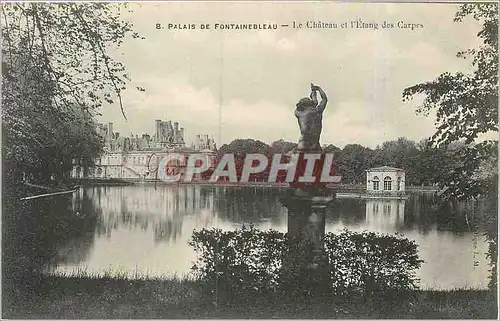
(366, 166), (405, 195)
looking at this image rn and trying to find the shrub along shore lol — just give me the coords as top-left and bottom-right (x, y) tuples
(3, 226), (497, 319)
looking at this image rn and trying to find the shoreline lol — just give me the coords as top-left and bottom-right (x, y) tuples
(73, 178), (439, 192)
(41, 269), (491, 292)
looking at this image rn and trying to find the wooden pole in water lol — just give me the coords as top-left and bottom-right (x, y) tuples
(20, 188), (78, 201)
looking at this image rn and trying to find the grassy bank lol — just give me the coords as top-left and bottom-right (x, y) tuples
(3, 275), (497, 319)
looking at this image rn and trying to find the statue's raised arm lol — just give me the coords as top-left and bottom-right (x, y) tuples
(310, 83), (328, 113)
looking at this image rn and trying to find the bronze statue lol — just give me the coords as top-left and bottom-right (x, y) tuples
(295, 83), (328, 151)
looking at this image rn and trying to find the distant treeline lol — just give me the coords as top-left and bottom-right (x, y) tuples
(217, 137), (498, 186)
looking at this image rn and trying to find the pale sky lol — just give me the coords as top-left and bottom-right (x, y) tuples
(99, 2), (484, 148)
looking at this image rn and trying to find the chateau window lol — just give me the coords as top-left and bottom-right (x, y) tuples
(397, 177), (401, 191)
(372, 176), (380, 191)
(384, 176), (392, 191)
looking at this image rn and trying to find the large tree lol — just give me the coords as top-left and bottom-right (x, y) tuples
(217, 139), (272, 158)
(402, 3), (498, 200)
(336, 144), (374, 184)
(2, 3), (142, 186)
(410, 139), (455, 186)
(371, 138), (420, 185)
(403, 3), (498, 292)
(270, 139), (297, 154)
(2, 3), (143, 116)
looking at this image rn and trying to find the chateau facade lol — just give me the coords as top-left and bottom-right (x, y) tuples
(72, 120), (217, 180)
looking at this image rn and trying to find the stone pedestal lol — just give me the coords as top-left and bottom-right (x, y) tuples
(282, 192), (332, 251)
(279, 188), (334, 293)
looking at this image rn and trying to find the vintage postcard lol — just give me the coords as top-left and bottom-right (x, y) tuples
(2, 1), (498, 319)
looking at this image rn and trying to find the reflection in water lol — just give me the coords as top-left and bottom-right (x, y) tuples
(90, 186), (215, 244)
(44, 185), (491, 289)
(364, 199), (406, 231)
(3, 188), (100, 295)
(214, 187), (288, 229)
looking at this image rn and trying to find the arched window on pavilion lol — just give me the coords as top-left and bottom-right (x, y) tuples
(372, 176), (380, 191)
(384, 176), (392, 191)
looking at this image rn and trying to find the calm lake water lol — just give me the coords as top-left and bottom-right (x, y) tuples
(43, 185), (490, 290)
